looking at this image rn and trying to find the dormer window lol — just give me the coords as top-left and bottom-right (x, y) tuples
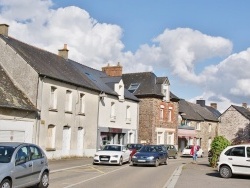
(162, 84), (170, 102)
(128, 83), (140, 93)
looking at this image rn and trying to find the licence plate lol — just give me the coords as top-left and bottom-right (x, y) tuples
(138, 160), (146, 162)
(101, 158), (109, 161)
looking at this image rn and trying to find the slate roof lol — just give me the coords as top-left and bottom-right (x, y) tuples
(122, 72), (179, 101)
(231, 105), (250, 120)
(0, 35), (138, 102)
(179, 99), (219, 122)
(0, 65), (36, 111)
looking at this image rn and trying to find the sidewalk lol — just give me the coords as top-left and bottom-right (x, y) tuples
(170, 160), (250, 188)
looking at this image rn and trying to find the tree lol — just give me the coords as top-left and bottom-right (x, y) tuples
(209, 136), (230, 168)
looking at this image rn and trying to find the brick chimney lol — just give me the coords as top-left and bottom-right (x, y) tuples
(0, 24), (9, 37)
(196, 99), (205, 107)
(210, 103), (217, 110)
(58, 44), (69, 59)
(102, 62), (123, 77)
(242, 103), (247, 108)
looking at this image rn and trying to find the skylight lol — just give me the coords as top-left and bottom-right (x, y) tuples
(128, 83), (140, 93)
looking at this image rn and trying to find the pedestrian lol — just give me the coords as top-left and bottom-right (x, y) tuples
(190, 143), (198, 163)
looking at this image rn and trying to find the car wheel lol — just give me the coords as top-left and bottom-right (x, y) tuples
(219, 165), (232, 178)
(38, 171), (49, 188)
(132, 163), (137, 166)
(119, 157), (123, 166)
(0, 179), (11, 188)
(154, 159), (159, 167)
(163, 157), (169, 165)
(174, 155), (177, 159)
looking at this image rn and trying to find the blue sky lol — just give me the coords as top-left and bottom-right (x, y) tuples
(1, 0), (250, 111)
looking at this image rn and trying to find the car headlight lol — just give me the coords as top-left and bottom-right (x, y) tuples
(147, 156), (154, 160)
(132, 156), (137, 159)
(94, 154), (99, 157)
(112, 155), (119, 158)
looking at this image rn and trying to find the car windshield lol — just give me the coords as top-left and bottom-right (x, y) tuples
(185, 145), (193, 149)
(127, 144), (143, 150)
(103, 145), (121, 151)
(0, 146), (15, 163)
(139, 145), (160, 152)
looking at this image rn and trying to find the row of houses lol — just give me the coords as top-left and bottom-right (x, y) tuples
(0, 24), (249, 159)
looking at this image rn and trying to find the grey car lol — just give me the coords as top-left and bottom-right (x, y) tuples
(0, 142), (49, 188)
(165, 144), (178, 159)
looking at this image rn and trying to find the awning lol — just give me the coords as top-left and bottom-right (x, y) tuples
(178, 129), (196, 138)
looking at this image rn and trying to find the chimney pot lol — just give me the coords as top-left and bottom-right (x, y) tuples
(242, 103), (247, 108)
(102, 62), (123, 77)
(210, 103), (217, 110)
(58, 44), (69, 59)
(0, 24), (9, 37)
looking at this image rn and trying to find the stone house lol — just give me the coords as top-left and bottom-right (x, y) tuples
(179, 99), (219, 152)
(115, 70), (180, 146)
(0, 64), (37, 142)
(0, 24), (139, 159)
(219, 104), (250, 144)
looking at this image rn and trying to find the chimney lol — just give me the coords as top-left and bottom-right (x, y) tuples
(210, 103), (217, 110)
(0, 24), (9, 37)
(196, 99), (205, 107)
(242, 103), (247, 108)
(102, 62), (123, 77)
(58, 44), (69, 59)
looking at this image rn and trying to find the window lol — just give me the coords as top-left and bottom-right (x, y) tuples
(168, 107), (172, 122)
(196, 123), (201, 130)
(162, 84), (170, 102)
(128, 83), (140, 93)
(16, 146), (28, 161)
(160, 105), (164, 120)
(225, 146), (245, 157)
(30, 146), (43, 160)
(46, 125), (56, 150)
(110, 102), (116, 121)
(65, 90), (72, 112)
(126, 106), (131, 121)
(79, 93), (85, 114)
(208, 124), (212, 132)
(49, 86), (57, 110)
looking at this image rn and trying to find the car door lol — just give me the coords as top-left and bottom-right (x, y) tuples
(228, 146), (250, 174)
(12, 146), (33, 187)
(29, 145), (45, 183)
(122, 146), (131, 161)
(158, 146), (167, 163)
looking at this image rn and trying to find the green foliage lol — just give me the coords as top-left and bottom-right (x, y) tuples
(209, 136), (230, 168)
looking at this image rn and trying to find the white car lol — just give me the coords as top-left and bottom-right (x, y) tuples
(217, 144), (250, 178)
(93, 144), (131, 165)
(181, 145), (204, 158)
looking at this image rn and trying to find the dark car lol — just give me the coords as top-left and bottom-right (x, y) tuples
(165, 144), (178, 159)
(131, 145), (168, 167)
(0, 142), (49, 188)
(126, 143), (144, 157)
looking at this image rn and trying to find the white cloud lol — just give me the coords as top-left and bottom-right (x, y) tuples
(1, 0), (250, 111)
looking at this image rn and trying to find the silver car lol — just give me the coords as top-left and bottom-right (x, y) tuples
(0, 142), (49, 188)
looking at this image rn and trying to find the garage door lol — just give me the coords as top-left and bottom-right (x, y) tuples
(0, 130), (25, 142)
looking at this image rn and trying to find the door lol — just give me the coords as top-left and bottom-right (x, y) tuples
(29, 146), (44, 183)
(122, 146), (131, 161)
(229, 146), (250, 174)
(62, 126), (71, 156)
(12, 146), (33, 187)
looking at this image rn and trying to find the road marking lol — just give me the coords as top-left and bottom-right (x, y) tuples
(50, 164), (91, 173)
(90, 166), (105, 173)
(62, 165), (129, 188)
(163, 164), (184, 188)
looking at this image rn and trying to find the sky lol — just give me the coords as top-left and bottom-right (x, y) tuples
(1, 0), (250, 112)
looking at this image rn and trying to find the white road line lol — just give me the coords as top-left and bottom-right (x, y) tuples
(163, 164), (184, 188)
(62, 165), (129, 188)
(50, 164), (91, 173)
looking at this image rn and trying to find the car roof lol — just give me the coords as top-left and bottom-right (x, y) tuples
(0, 142), (31, 147)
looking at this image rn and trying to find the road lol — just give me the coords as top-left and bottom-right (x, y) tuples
(49, 157), (202, 188)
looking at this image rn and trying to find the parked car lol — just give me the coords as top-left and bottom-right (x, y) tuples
(93, 144), (131, 165)
(131, 145), (168, 167)
(0, 142), (49, 188)
(217, 144), (250, 178)
(165, 144), (178, 159)
(126, 143), (144, 157)
(181, 145), (204, 158)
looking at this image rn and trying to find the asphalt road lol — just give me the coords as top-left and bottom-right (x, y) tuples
(49, 157), (190, 188)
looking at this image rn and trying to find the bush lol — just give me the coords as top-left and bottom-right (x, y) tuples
(209, 136), (230, 168)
